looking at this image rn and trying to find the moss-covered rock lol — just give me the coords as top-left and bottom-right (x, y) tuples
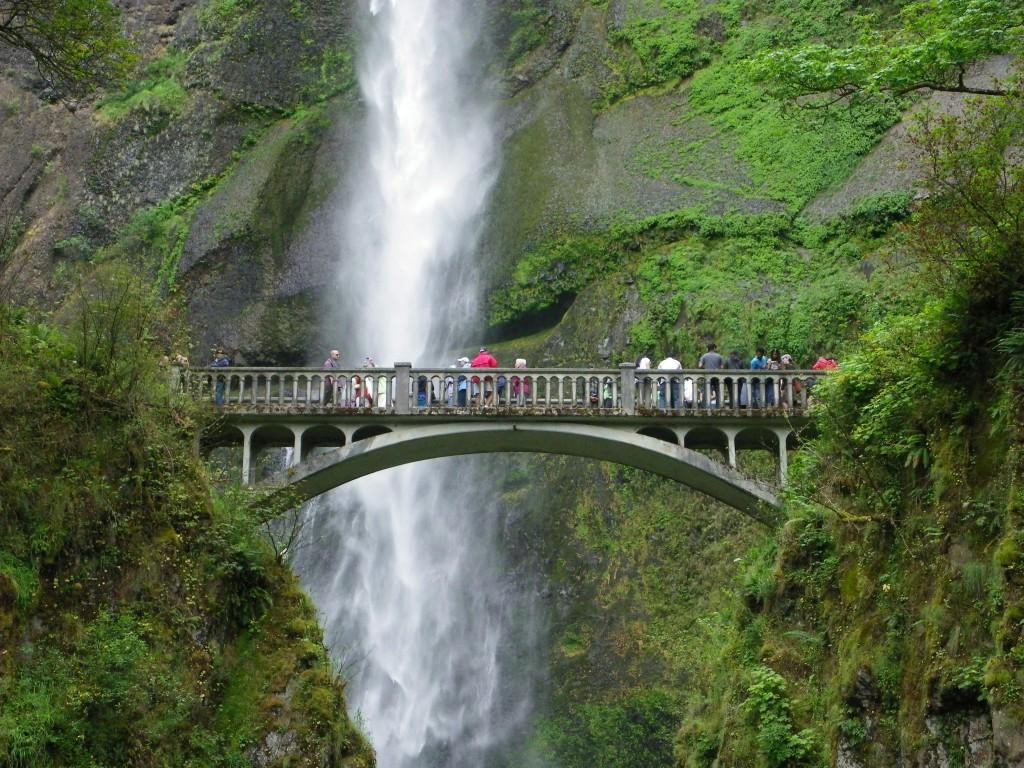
(0, 293), (374, 767)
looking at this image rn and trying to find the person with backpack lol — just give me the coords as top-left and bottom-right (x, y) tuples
(698, 342), (725, 408)
(764, 349), (782, 407)
(456, 357), (470, 406)
(657, 353), (682, 408)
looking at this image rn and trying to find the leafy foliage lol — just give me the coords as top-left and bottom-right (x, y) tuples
(96, 53), (188, 129)
(742, 666), (820, 767)
(0, 0), (136, 99)
(536, 689), (682, 768)
(753, 0), (1024, 103)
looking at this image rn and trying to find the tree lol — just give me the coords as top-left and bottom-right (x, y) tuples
(0, 0), (135, 99)
(752, 0), (1023, 105)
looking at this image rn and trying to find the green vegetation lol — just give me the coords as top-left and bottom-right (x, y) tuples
(536, 688), (682, 768)
(0, 270), (373, 767)
(0, 0), (136, 98)
(605, 0), (741, 96)
(96, 53), (189, 129)
(754, 0), (1024, 103)
(503, 0), (551, 63)
(91, 170), (231, 296)
(491, 204), (910, 365)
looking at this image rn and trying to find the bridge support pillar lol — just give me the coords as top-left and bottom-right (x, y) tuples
(291, 426), (305, 467)
(395, 363), (411, 415)
(721, 427), (739, 468)
(619, 363), (636, 415)
(240, 425), (257, 485)
(773, 428), (792, 485)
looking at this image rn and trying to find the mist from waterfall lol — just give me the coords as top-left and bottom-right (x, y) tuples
(295, 2), (541, 766)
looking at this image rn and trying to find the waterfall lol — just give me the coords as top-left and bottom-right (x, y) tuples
(295, 2), (540, 766)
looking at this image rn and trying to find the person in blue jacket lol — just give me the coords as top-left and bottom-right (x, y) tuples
(210, 347), (230, 406)
(749, 347), (767, 409)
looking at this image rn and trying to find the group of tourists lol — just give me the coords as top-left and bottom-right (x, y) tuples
(446, 347), (530, 407)
(321, 346), (528, 408)
(202, 342), (838, 409)
(637, 343), (838, 409)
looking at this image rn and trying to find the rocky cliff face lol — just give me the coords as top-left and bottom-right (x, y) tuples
(0, 0), (356, 362)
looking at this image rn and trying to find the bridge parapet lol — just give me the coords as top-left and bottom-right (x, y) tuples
(179, 364), (826, 417)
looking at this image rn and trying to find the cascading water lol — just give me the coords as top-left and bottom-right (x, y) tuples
(295, 2), (540, 766)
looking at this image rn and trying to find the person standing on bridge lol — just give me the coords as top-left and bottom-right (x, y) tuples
(750, 347), (768, 408)
(698, 342), (725, 409)
(635, 352), (653, 407)
(725, 350), (746, 408)
(657, 352), (682, 408)
(211, 347), (230, 406)
(455, 357), (471, 406)
(471, 346), (499, 406)
(323, 349), (341, 405)
(511, 358), (530, 406)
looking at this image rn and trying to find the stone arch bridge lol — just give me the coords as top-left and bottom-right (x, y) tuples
(182, 364), (825, 524)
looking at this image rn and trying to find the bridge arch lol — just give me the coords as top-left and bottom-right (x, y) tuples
(257, 422), (781, 524)
(636, 426), (679, 445)
(352, 425), (392, 443)
(300, 424), (346, 461)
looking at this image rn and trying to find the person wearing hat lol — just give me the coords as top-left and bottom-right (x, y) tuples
(210, 347), (231, 406)
(470, 346), (499, 405)
(455, 356), (471, 406)
(511, 358), (529, 406)
(780, 352), (797, 408)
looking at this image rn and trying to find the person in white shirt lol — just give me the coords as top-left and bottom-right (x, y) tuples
(657, 354), (682, 407)
(634, 353), (653, 405)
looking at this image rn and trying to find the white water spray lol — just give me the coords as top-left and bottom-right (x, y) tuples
(296, 3), (539, 766)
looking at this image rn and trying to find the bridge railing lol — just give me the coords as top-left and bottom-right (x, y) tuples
(180, 364), (827, 416)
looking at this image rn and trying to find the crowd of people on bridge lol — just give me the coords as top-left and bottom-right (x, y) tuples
(196, 342), (837, 410)
(637, 344), (837, 409)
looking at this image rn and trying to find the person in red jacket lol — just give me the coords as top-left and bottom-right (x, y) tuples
(812, 355), (838, 371)
(470, 346), (499, 405)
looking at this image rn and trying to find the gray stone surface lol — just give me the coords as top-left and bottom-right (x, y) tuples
(804, 56), (1017, 221)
